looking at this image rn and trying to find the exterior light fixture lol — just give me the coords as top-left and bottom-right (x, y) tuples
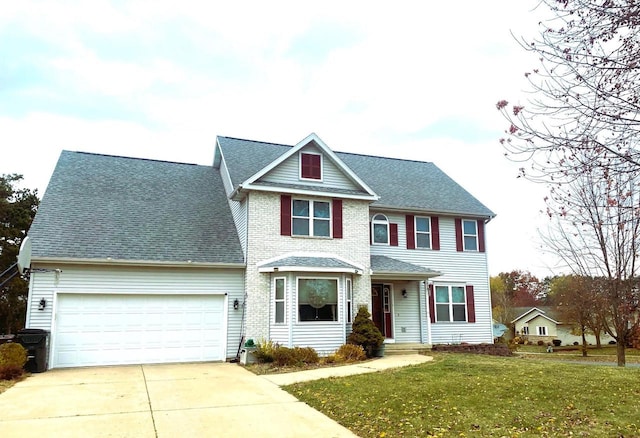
(233, 299), (239, 310)
(402, 289), (408, 298)
(38, 298), (46, 310)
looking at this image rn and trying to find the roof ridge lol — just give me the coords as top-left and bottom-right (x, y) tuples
(64, 150), (201, 167)
(218, 136), (293, 148)
(335, 149), (434, 165)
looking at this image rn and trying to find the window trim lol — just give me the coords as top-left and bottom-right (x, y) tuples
(292, 198), (332, 237)
(296, 276), (340, 323)
(462, 219), (479, 251)
(371, 214), (390, 245)
(299, 151), (323, 181)
(273, 277), (286, 324)
(415, 216), (432, 249)
(536, 326), (548, 336)
(434, 284), (468, 323)
(521, 326), (529, 335)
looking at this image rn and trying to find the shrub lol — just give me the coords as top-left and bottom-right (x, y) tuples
(293, 346), (319, 364)
(323, 354), (337, 364)
(335, 344), (366, 362)
(609, 340), (617, 345)
(253, 339), (278, 363)
(0, 343), (28, 368)
(0, 364), (24, 380)
(537, 340), (545, 346)
(573, 341), (579, 346)
(347, 306), (384, 358)
(552, 339), (562, 347)
(273, 347), (295, 366)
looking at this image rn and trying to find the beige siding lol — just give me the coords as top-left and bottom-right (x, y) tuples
(260, 144), (359, 191)
(26, 263), (245, 359)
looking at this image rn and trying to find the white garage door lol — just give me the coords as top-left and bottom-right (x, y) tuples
(53, 294), (226, 368)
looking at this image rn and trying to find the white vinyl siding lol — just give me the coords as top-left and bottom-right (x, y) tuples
(26, 263), (245, 363)
(369, 213), (492, 344)
(392, 282), (422, 343)
(259, 145), (360, 191)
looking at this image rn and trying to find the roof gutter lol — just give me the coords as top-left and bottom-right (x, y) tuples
(30, 257), (246, 269)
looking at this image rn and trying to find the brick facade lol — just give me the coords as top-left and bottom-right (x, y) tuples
(243, 191), (372, 341)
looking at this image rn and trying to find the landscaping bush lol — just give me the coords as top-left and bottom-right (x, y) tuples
(272, 346), (295, 366)
(0, 365), (24, 381)
(432, 343), (512, 356)
(537, 340), (545, 346)
(553, 339), (562, 347)
(347, 306), (384, 358)
(609, 340), (617, 345)
(0, 342), (28, 368)
(253, 339), (278, 363)
(335, 344), (367, 362)
(573, 341), (579, 346)
(293, 346), (319, 364)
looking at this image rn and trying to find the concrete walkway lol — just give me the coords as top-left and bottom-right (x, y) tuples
(0, 355), (430, 438)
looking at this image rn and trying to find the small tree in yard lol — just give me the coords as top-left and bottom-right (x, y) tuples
(347, 306), (383, 358)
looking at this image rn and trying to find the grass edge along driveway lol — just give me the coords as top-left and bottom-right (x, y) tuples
(285, 353), (640, 438)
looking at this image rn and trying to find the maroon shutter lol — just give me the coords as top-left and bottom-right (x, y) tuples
(477, 219), (485, 253)
(390, 223), (398, 246)
(431, 217), (440, 250)
(406, 215), (415, 249)
(332, 199), (343, 239)
(455, 218), (463, 251)
(280, 195), (291, 236)
(428, 284), (435, 323)
(466, 285), (476, 323)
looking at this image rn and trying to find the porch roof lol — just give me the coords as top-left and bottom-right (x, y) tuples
(370, 255), (441, 280)
(258, 256), (364, 274)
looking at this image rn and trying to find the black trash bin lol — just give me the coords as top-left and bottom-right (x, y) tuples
(16, 329), (49, 373)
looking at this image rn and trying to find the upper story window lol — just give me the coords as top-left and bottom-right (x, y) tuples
(292, 199), (331, 237)
(415, 216), (431, 249)
(372, 214), (389, 244)
(462, 219), (478, 251)
(300, 152), (322, 180)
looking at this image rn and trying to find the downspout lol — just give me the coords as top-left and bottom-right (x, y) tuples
(426, 279), (433, 345)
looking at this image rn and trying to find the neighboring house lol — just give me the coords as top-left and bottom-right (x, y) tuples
(511, 307), (614, 346)
(23, 133), (495, 368)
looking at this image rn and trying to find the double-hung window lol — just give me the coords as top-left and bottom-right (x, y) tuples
(298, 278), (338, 322)
(435, 285), (467, 322)
(274, 277), (286, 324)
(372, 214), (389, 244)
(536, 326), (547, 336)
(521, 326), (529, 335)
(415, 216), (431, 249)
(292, 199), (331, 237)
(462, 219), (478, 251)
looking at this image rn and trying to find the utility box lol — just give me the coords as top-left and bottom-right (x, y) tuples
(16, 329), (49, 373)
(240, 347), (257, 365)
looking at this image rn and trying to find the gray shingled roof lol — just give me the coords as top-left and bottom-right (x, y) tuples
(260, 256), (360, 271)
(370, 255), (440, 275)
(217, 136), (494, 217)
(28, 151), (244, 264)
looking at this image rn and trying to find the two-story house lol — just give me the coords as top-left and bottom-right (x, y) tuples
(22, 133), (494, 368)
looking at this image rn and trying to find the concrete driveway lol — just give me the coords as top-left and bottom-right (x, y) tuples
(0, 362), (357, 438)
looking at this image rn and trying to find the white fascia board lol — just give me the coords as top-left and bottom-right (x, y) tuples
(370, 271), (442, 281)
(258, 266), (362, 274)
(521, 313), (560, 325)
(241, 132), (378, 199)
(239, 183), (378, 201)
(31, 257), (246, 269)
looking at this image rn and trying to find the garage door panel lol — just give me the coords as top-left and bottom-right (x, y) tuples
(53, 294), (225, 368)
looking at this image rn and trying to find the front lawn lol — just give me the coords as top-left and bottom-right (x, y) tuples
(285, 353), (640, 437)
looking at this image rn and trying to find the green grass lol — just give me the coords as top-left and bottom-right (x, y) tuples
(285, 353), (640, 437)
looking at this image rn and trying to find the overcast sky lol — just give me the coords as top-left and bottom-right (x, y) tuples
(0, 1), (561, 278)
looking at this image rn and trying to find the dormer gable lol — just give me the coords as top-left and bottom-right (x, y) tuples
(233, 133), (378, 201)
